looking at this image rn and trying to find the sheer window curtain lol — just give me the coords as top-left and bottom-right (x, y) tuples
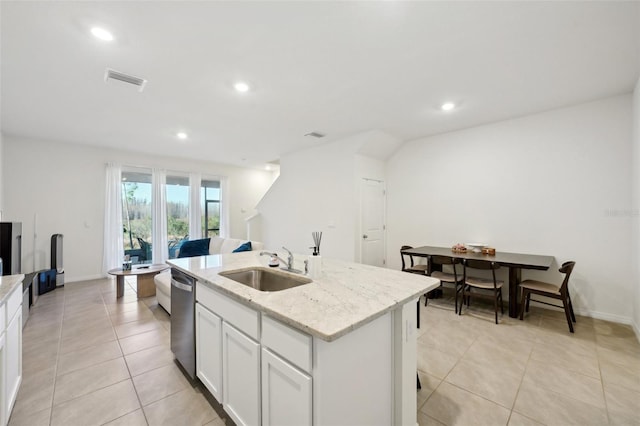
(220, 177), (230, 238)
(188, 173), (202, 240)
(103, 163), (124, 275)
(152, 169), (169, 264)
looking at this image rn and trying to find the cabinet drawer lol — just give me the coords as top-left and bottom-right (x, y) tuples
(197, 283), (259, 340)
(262, 314), (312, 373)
(6, 284), (22, 324)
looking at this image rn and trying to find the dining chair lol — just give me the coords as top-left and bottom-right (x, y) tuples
(400, 245), (428, 275)
(519, 261), (577, 332)
(426, 255), (463, 312)
(460, 259), (504, 324)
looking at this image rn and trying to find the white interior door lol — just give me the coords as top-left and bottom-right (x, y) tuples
(360, 179), (386, 267)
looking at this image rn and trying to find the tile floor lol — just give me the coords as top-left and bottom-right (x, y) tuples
(9, 277), (226, 426)
(417, 291), (640, 426)
(8, 278), (640, 426)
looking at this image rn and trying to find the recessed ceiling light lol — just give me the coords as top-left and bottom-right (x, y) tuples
(265, 165), (272, 171)
(91, 27), (114, 41)
(441, 102), (456, 111)
(176, 132), (188, 140)
(234, 82), (250, 93)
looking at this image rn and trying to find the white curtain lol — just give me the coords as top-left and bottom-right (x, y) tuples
(220, 177), (230, 238)
(152, 169), (169, 264)
(103, 163), (124, 275)
(188, 173), (202, 240)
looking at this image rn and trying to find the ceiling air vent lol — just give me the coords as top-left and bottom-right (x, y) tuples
(304, 131), (325, 138)
(104, 68), (147, 92)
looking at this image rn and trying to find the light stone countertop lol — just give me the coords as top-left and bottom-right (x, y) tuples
(0, 274), (25, 306)
(168, 251), (439, 342)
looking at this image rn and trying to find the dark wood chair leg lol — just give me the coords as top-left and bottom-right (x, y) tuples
(562, 297), (574, 333)
(417, 373), (422, 390)
(494, 289), (499, 324)
(416, 299), (420, 329)
(519, 288), (527, 320)
(567, 291), (576, 322)
(525, 292), (531, 313)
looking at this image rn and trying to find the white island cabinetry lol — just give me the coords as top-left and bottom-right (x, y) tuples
(170, 252), (439, 426)
(0, 276), (24, 426)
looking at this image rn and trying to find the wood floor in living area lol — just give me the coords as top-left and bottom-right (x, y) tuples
(8, 278), (640, 426)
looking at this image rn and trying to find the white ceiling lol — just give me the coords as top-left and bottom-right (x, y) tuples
(1, 1), (639, 169)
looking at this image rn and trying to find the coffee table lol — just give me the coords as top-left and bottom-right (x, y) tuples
(108, 264), (169, 298)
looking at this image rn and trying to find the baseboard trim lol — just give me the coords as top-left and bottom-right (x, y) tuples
(64, 274), (105, 283)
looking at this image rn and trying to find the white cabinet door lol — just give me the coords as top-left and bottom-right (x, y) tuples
(0, 332), (6, 426)
(196, 303), (223, 401)
(261, 348), (312, 426)
(222, 322), (260, 426)
(5, 310), (22, 419)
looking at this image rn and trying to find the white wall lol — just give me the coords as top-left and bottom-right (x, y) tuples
(256, 135), (390, 263)
(2, 136), (276, 282)
(632, 77), (640, 336)
(257, 138), (360, 260)
(387, 95), (633, 322)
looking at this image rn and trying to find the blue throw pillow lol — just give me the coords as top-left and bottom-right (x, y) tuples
(232, 241), (252, 253)
(178, 238), (210, 258)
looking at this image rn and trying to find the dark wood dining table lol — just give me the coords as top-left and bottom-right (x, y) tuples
(401, 246), (554, 318)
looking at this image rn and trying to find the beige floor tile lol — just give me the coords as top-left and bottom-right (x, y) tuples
(604, 383), (640, 426)
(538, 316), (595, 339)
(535, 327), (598, 359)
(110, 306), (155, 325)
(523, 359), (605, 409)
(596, 334), (640, 358)
(106, 300), (149, 315)
(462, 338), (531, 374)
(417, 371), (441, 411)
(445, 357), (524, 408)
(417, 411), (447, 426)
(11, 369), (55, 418)
(530, 340), (600, 379)
(600, 358), (640, 393)
(103, 409), (149, 426)
(133, 363), (191, 406)
(421, 381), (511, 426)
(125, 345), (175, 377)
(507, 412), (544, 426)
(119, 327), (170, 355)
(417, 341), (460, 380)
(203, 417), (228, 426)
(597, 345), (640, 370)
(143, 387), (217, 426)
(593, 320), (636, 338)
(53, 357), (130, 405)
(418, 321), (477, 358)
(57, 340), (123, 376)
(59, 325), (117, 354)
(115, 318), (163, 339)
(8, 406), (51, 426)
(50, 379), (140, 426)
(513, 382), (608, 425)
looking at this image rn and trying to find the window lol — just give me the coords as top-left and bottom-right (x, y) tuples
(166, 175), (189, 259)
(202, 179), (221, 238)
(122, 171), (152, 264)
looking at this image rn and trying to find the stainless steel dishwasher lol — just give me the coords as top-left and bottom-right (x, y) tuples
(170, 268), (196, 379)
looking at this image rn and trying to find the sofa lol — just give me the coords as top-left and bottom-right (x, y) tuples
(154, 236), (264, 314)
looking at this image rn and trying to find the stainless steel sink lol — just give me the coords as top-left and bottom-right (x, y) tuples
(219, 267), (312, 292)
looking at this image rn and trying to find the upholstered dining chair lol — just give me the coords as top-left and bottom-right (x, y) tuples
(400, 245), (428, 275)
(460, 259), (504, 324)
(519, 261), (577, 332)
(426, 255), (464, 312)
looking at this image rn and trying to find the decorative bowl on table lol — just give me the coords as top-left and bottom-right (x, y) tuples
(466, 243), (487, 253)
(452, 243), (467, 253)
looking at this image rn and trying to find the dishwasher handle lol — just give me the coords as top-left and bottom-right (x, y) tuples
(171, 278), (193, 292)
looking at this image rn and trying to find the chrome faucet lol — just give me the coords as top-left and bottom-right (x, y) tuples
(260, 248), (300, 273)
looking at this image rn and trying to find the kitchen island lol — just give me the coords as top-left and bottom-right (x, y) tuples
(168, 251), (439, 426)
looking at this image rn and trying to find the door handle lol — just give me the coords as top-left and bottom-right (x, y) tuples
(171, 279), (193, 292)
(362, 234), (368, 239)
